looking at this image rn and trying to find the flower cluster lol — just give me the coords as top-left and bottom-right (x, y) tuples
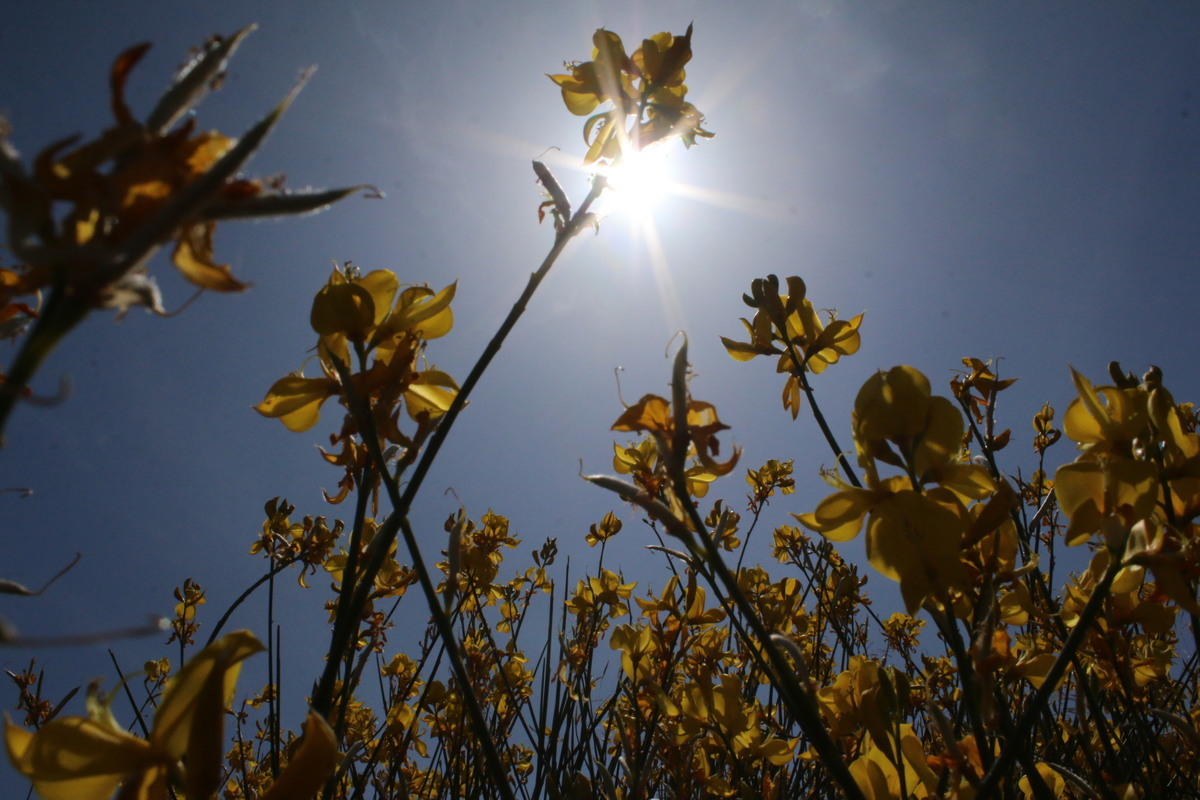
(0, 27), (364, 441)
(722, 275), (863, 419)
(255, 265), (458, 502)
(797, 366), (995, 612)
(9, 22), (1200, 800)
(549, 25), (712, 163)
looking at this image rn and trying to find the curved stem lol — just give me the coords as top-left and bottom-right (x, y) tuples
(205, 554), (302, 646)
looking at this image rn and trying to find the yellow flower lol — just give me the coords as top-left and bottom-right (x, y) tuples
(5, 631), (339, 800)
(255, 267), (458, 433)
(611, 394), (740, 478)
(6, 631), (262, 800)
(548, 30), (636, 118)
(797, 367), (994, 611)
(1062, 366), (1148, 456)
(722, 276), (863, 419)
(548, 25), (712, 163)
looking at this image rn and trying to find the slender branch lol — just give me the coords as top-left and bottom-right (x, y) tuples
(976, 556), (1120, 797)
(0, 281), (90, 445)
(659, 344), (865, 799)
(399, 177), (606, 514)
(205, 554), (302, 646)
(796, 367), (862, 489)
(310, 176), (606, 799)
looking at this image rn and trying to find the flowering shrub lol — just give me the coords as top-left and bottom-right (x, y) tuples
(5, 24), (1199, 800)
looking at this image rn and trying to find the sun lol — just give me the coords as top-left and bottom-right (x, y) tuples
(596, 143), (677, 217)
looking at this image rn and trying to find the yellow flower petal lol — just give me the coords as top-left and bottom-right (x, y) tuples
(866, 491), (967, 612)
(358, 270), (400, 327)
(5, 715), (152, 800)
(254, 375), (339, 433)
(404, 370), (459, 420)
(384, 283), (457, 340)
(1054, 462), (1104, 546)
(172, 222), (248, 292)
(310, 281), (376, 339)
(793, 488), (873, 542)
(258, 711), (340, 800)
(612, 394), (672, 433)
(152, 630), (264, 761)
(854, 366), (932, 445)
(936, 462), (996, 501)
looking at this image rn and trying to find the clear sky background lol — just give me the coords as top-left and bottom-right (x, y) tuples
(2, 1), (1198, 790)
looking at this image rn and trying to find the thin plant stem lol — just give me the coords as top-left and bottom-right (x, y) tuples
(662, 343), (866, 800)
(976, 556), (1120, 797)
(205, 554), (302, 646)
(0, 284), (89, 445)
(311, 178), (606, 799)
(796, 366), (862, 489)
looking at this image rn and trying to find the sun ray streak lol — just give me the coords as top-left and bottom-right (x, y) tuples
(638, 213), (685, 335)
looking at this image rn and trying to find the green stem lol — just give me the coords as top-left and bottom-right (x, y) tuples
(311, 178), (606, 799)
(398, 178), (606, 514)
(796, 367), (862, 489)
(0, 285), (89, 445)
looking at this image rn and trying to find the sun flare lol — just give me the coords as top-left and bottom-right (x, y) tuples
(597, 144), (676, 217)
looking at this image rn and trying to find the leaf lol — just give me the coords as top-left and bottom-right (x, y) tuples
(200, 184), (376, 221)
(146, 24), (257, 134)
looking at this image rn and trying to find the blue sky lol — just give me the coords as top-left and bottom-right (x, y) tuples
(2, 1), (1199, 789)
